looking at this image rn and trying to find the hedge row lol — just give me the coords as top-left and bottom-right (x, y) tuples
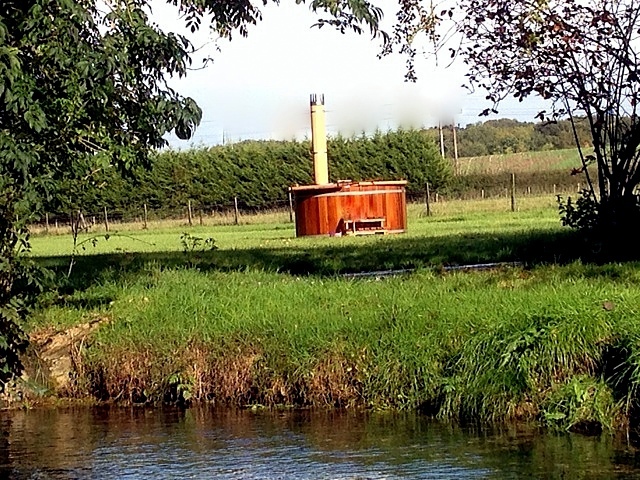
(46, 126), (588, 220)
(49, 129), (450, 216)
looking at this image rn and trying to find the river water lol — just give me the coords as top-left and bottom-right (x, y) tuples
(1, 407), (640, 479)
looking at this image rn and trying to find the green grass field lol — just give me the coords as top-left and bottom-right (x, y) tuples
(25, 194), (640, 433)
(458, 148), (590, 175)
(29, 196), (560, 258)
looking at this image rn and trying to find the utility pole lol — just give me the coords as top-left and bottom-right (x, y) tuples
(452, 122), (459, 175)
(438, 122), (445, 158)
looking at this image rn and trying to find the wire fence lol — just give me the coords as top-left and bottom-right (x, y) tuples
(30, 178), (587, 234)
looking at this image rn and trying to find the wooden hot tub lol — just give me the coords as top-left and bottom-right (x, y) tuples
(289, 180), (407, 237)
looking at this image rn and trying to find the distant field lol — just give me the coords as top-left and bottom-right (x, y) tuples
(458, 148), (588, 175)
(29, 195), (560, 258)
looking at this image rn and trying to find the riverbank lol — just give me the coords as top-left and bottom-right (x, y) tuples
(21, 196), (640, 433)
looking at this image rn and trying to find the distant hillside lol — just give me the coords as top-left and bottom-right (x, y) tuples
(458, 148), (590, 175)
(424, 118), (592, 158)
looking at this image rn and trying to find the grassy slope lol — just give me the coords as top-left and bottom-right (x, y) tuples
(26, 195), (640, 432)
(458, 148), (588, 175)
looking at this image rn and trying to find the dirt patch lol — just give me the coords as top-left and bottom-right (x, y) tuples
(29, 317), (109, 392)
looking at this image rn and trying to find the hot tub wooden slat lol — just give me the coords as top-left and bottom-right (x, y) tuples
(291, 181), (407, 236)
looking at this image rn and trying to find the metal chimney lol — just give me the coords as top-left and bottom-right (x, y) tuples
(310, 93), (329, 185)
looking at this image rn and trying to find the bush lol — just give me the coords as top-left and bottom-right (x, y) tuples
(557, 191), (599, 232)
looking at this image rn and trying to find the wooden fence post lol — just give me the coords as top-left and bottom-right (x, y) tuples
(425, 182), (431, 216)
(510, 173), (517, 212)
(143, 204), (148, 229)
(288, 191), (294, 223)
(78, 210), (87, 230)
(187, 200), (193, 226)
(103, 206), (109, 232)
(45, 213), (49, 234)
(234, 197), (239, 225)
(452, 123), (459, 175)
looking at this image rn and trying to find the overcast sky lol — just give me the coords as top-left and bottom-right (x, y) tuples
(150, 1), (547, 148)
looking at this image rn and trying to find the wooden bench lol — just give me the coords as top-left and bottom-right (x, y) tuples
(344, 218), (386, 235)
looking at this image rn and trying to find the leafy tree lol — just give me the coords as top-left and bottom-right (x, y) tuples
(0, 0), (390, 384)
(381, 0), (640, 246)
(532, 119), (591, 152)
(454, 0), (640, 242)
(0, 0), (204, 385)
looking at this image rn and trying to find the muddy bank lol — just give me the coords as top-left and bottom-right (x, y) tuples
(2, 319), (108, 408)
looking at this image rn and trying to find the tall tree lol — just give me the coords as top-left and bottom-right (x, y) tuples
(459, 0), (640, 240)
(384, 0), (640, 243)
(0, 0), (387, 384)
(0, 0), (203, 385)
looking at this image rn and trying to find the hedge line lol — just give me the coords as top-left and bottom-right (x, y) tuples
(49, 129), (450, 216)
(45, 127), (588, 220)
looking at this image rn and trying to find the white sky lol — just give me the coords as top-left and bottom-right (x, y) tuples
(150, 1), (547, 147)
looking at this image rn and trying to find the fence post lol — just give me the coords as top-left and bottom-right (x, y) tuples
(553, 184), (557, 195)
(510, 173), (517, 212)
(425, 182), (431, 216)
(234, 196), (239, 225)
(103, 206), (109, 232)
(143, 204), (148, 229)
(288, 191), (294, 223)
(187, 200), (193, 226)
(78, 209), (87, 230)
(45, 213), (49, 234)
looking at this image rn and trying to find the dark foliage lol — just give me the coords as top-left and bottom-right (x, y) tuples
(45, 129), (450, 217)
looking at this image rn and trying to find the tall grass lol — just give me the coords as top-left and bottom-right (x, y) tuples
(25, 195), (640, 432)
(31, 264), (640, 433)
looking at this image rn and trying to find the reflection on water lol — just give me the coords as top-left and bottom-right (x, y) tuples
(1, 407), (640, 479)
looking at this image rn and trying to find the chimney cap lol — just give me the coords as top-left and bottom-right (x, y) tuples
(310, 93), (325, 106)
